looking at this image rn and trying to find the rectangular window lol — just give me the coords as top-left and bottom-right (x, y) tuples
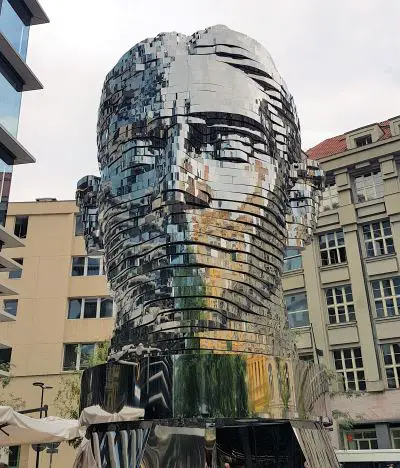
(71, 257), (85, 276)
(100, 298), (113, 318)
(13, 216), (28, 238)
(62, 343), (97, 371)
(0, 67), (22, 137)
(319, 230), (347, 266)
(320, 183), (339, 212)
(354, 134), (372, 147)
(299, 353), (314, 363)
(4, 299), (17, 316)
(344, 427), (378, 450)
(333, 347), (366, 391)
(67, 298), (82, 319)
(285, 293), (309, 328)
(67, 297), (113, 319)
(363, 220), (395, 257)
(0, 347), (12, 372)
(283, 247), (302, 272)
(325, 285), (356, 324)
(8, 445), (20, 468)
(0, 0), (30, 59)
(83, 298), (97, 319)
(391, 427), (400, 449)
(74, 214), (84, 236)
(382, 343), (400, 389)
(354, 171), (384, 203)
(372, 277), (400, 318)
(71, 256), (103, 276)
(87, 257), (100, 276)
(8, 258), (23, 279)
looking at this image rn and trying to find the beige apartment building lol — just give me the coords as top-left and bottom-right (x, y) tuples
(0, 116), (399, 467)
(283, 116), (400, 465)
(0, 200), (112, 467)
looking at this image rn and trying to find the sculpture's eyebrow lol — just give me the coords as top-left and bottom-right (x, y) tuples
(186, 112), (271, 145)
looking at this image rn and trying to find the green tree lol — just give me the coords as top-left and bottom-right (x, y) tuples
(0, 363), (24, 410)
(54, 341), (109, 441)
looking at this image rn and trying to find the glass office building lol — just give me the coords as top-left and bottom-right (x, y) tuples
(0, 0), (48, 225)
(0, 3), (49, 466)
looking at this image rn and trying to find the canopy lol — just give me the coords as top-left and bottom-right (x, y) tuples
(0, 406), (80, 447)
(79, 405), (144, 426)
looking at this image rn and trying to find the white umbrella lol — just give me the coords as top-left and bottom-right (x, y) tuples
(0, 406), (80, 447)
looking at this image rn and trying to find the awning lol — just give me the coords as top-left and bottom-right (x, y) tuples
(79, 405), (144, 426)
(0, 406), (80, 446)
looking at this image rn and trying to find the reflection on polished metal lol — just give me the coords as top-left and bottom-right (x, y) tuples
(76, 25), (338, 467)
(88, 420), (338, 467)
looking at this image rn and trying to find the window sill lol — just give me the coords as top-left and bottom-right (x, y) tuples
(375, 315), (400, 323)
(327, 321), (357, 329)
(364, 253), (397, 263)
(66, 317), (114, 321)
(282, 268), (304, 277)
(291, 325), (311, 332)
(319, 262), (348, 271)
(319, 207), (339, 215)
(354, 197), (384, 208)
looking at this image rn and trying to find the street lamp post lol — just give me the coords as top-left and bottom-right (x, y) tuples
(32, 382), (53, 468)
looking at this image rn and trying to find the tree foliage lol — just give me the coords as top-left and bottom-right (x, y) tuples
(54, 341), (109, 420)
(0, 363), (24, 410)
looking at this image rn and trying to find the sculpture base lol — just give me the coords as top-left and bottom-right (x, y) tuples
(85, 419), (339, 467)
(80, 356), (330, 420)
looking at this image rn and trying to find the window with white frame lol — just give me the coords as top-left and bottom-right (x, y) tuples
(371, 277), (400, 318)
(344, 427), (378, 450)
(333, 347), (366, 391)
(319, 230), (347, 266)
(363, 220), (395, 257)
(354, 171), (384, 203)
(325, 285), (356, 324)
(63, 343), (99, 371)
(284, 293), (309, 328)
(320, 183), (339, 212)
(381, 343), (400, 389)
(283, 247), (302, 272)
(68, 297), (113, 319)
(391, 427), (400, 449)
(71, 256), (104, 276)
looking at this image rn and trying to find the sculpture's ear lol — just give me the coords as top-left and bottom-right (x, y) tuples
(286, 156), (324, 249)
(76, 175), (104, 255)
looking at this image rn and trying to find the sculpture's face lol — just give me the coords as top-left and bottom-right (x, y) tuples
(93, 26), (320, 354)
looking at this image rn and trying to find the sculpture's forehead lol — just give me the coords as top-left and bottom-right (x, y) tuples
(165, 55), (264, 121)
(109, 25), (285, 90)
(191, 25), (283, 85)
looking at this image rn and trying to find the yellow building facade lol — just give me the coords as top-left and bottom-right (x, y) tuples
(0, 200), (113, 467)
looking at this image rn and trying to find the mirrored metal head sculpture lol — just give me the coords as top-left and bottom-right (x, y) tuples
(75, 27), (340, 467)
(77, 25), (322, 358)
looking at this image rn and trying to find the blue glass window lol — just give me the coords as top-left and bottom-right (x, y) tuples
(285, 293), (309, 328)
(0, 150), (13, 226)
(0, 71), (21, 136)
(0, 0), (30, 60)
(283, 247), (302, 272)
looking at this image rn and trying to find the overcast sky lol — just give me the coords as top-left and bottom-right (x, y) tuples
(12, 0), (400, 202)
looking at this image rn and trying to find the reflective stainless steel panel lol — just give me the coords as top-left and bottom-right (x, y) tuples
(77, 24), (323, 362)
(75, 24), (338, 468)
